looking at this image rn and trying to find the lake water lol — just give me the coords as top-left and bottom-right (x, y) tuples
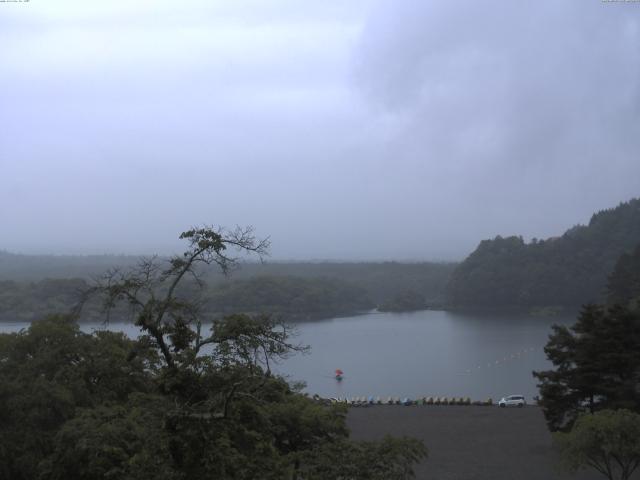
(0, 309), (574, 402)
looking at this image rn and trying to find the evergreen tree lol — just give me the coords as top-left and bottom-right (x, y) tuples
(607, 243), (640, 310)
(533, 304), (640, 431)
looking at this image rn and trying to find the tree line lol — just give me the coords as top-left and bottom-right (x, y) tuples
(447, 198), (640, 309)
(534, 243), (640, 480)
(0, 275), (375, 323)
(0, 226), (426, 480)
(0, 256), (455, 322)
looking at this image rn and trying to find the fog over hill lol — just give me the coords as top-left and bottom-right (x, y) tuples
(2, 0), (640, 260)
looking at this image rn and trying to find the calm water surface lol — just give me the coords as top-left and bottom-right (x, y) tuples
(0, 310), (574, 402)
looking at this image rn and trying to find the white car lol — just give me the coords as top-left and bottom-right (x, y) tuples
(498, 395), (526, 407)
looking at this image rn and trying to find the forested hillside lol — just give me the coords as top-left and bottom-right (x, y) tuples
(0, 260), (455, 322)
(0, 227), (426, 479)
(204, 276), (374, 320)
(214, 262), (455, 305)
(447, 198), (640, 308)
(607, 243), (640, 310)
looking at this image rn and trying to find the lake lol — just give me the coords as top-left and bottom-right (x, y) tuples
(0, 309), (575, 402)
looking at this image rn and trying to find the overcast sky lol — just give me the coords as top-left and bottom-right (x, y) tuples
(1, 0), (639, 260)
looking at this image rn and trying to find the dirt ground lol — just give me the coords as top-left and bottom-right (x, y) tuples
(347, 405), (631, 480)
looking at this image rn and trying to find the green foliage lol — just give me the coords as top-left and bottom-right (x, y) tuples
(210, 261), (455, 307)
(206, 275), (374, 320)
(0, 313), (426, 480)
(447, 198), (640, 308)
(0, 278), (92, 321)
(209, 313), (309, 379)
(533, 304), (640, 431)
(0, 227), (427, 479)
(607, 243), (640, 311)
(378, 290), (427, 312)
(554, 409), (640, 480)
(295, 435), (427, 479)
(0, 315), (159, 480)
(0, 251), (456, 306)
(0, 263), (456, 323)
(41, 396), (177, 480)
(268, 395), (349, 455)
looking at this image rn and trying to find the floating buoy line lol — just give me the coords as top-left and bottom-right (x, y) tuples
(459, 347), (537, 375)
(319, 348), (538, 406)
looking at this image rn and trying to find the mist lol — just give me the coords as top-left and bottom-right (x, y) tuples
(1, 0), (639, 260)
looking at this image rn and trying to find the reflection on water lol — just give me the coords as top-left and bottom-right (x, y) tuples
(0, 309), (575, 401)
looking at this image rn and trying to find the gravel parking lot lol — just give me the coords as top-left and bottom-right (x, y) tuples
(347, 405), (622, 480)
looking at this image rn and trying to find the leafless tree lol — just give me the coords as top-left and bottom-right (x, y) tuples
(80, 225), (270, 369)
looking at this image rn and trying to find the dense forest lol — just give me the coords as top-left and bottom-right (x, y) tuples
(0, 228), (426, 479)
(0, 276), (374, 323)
(378, 291), (427, 312)
(205, 276), (374, 320)
(0, 257), (455, 322)
(0, 253), (455, 304)
(447, 198), (640, 309)
(607, 243), (640, 310)
(212, 262), (456, 306)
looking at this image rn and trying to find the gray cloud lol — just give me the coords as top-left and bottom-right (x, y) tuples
(1, 1), (638, 260)
(353, 1), (640, 239)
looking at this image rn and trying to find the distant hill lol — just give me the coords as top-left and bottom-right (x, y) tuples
(204, 275), (374, 320)
(0, 251), (140, 281)
(0, 254), (456, 321)
(446, 198), (640, 308)
(211, 262), (456, 306)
